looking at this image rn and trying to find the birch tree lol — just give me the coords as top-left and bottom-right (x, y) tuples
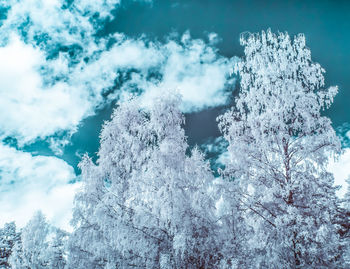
(136, 94), (222, 268)
(69, 94), (222, 268)
(218, 30), (344, 268)
(68, 99), (151, 268)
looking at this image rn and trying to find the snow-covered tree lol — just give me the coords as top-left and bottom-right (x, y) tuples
(0, 222), (18, 268)
(68, 98), (153, 268)
(135, 95), (222, 268)
(46, 228), (68, 269)
(69, 94), (222, 268)
(214, 177), (256, 268)
(344, 176), (350, 207)
(9, 211), (50, 269)
(218, 30), (344, 267)
(8, 232), (25, 269)
(340, 176), (350, 265)
(9, 211), (67, 269)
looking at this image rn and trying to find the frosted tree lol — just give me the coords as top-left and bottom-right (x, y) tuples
(68, 154), (116, 269)
(218, 30), (344, 267)
(9, 211), (67, 269)
(8, 233), (25, 269)
(0, 222), (18, 268)
(340, 176), (350, 265)
(46, 228), (68, 269)
(17, 211), (50, 268)
(214, 177), (255, 268)
(68, 98), (158, 268)
(69, 94), (222, 268)
(135, 94), (222, 268)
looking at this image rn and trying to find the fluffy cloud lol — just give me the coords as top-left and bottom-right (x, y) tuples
(0, 0), (108, 145)
(135, 33), (236, 112)
(328, 148), (350, 197)
(0, 143), (78, 230)
(0, 35), (93, 144)
(0, 32), (235, 145)
(0, 0), (118, 49)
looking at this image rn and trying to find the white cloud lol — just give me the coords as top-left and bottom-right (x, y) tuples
(0, 0), (238, 148)
(328, 148), (350, 197)
(0, 0), (117, 145)
(0, 143), (79, 230)
(0, 14), (237, 147)
(0, 31), (236, 145)
(0, 0), (114, 49)
(0, 35), (92, 145)
(73, 0), (120, 20)
(96, 37), (164, 70)
(119, 33), (237, 112)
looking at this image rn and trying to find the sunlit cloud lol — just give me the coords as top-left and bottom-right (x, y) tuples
(0, 35), (93, 145)
(0, 33), (235, 145)
(328, 148), (350, 197)
(137, 32), (236, 112)
(0, 143), (78, 230)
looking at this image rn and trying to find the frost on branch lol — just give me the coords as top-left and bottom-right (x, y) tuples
(218, 29), (344, 268)
(68, 94), (223, 268)
(8, 211), (68, 269)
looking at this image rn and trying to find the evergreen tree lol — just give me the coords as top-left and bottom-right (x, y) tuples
(0, 222), (18, 268)
(8, 232), (25, 269)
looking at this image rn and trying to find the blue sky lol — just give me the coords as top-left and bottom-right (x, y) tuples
(0, 0), (349, 230)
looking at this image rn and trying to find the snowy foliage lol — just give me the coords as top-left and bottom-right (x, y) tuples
(8, 211), (68, 269)
(218, 29), (344, 267)
(68, 93), (223, 268)
(0, 222), (18, 268)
